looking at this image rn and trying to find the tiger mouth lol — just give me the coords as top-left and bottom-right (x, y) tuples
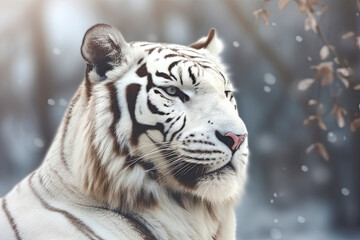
(204, 160), (235, 176)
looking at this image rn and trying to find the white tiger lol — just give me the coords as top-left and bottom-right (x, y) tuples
(0, 24), (249, 240)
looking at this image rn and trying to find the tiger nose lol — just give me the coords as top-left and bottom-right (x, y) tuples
(215, 131), (247, 151)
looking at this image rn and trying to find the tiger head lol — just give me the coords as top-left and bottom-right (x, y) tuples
(75, 24), (248, 210)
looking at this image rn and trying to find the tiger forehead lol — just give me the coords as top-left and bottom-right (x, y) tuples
(133, 42), (228, 86)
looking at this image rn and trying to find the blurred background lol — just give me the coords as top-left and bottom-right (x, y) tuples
(0, 0), (359, 239)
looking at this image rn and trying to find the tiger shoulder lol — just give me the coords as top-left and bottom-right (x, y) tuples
(0, 24), (249, 240)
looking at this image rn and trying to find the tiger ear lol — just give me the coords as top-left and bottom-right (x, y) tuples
(189, 28), (223, 56)
(81, 24), (129, 79)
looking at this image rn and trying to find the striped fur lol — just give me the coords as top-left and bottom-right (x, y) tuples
(0, 24), (249, 240)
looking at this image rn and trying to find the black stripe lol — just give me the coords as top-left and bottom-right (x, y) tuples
(28, 173), (104, 240)
(165, 115), (182, 135)
(147, 97), (166, 115)
(127, 84), (144, 146)
(170, 116), (187, 142)
(2, 197), (22, 240)
(121, 214), (158, 240)
(168, 60), (181, 80)
(154, 89), (170, 101)
(155, 71), (172, 80)
(137, 58), (144, 65)
(188, 67), (196, 85)
(164, 53), (178, 58)
(145, 47), (156, 54)
(136, 63), (148, 78)
(126, 84), (165, 145)
(106, 82), (127, 156)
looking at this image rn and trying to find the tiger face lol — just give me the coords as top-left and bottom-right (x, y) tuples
(79, 24), (248, 207)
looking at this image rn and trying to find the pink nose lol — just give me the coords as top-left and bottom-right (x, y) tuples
(225, 132), (248, 151)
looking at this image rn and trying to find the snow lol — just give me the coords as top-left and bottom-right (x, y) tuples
(264, 73), (276, 85)
(264, 85), (271, 93)
(295, 35), (303, 42)
(297, 215), (306, 224)
(301, 165), (309, 172)
(47, 98), (55, 106)
(327, 132), (337, 143)
(341, 187), (350, 196)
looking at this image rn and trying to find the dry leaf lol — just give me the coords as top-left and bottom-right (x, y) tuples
(353, 84), (360, 90)
(303, 115), (317, 125)
(253, 8), (269, 26)
(314, 62), (334, 86)
(356, 37), (360, 50)
(320, 45), (329, 60)
(336, 68), (352, 88)
(304, 13), (317, 33)
(308, 99), (317, 105)
(342, 32), (355, 39)
(303, 114), (327, 130)
(298, 0), (319, 13)
(317, 116), (328, 130)
(331, 103), (347, 128)
(279, 0), (291, 10)
(306, 143), (316, 153)
(306, 142), (329, 161)
(357, 0), (360, 11)
(316, 143), (329, 161)
(298, 78), (315, 91)
(350, 118), (360, 132)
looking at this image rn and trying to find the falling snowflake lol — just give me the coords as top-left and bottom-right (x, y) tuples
(264, 73), (276, 85)
(327, 132), (337, 143)
(232, 41), (240, 48)
(270, 199), (274, 204)
(307, 56), (313, 61)
(297, 216), (306, 224)
(341, 187), (350, 196)
(264, 86), (271, 93)
(296, 35), (303, 42)
(47, 98), (55, 106)
(274, 218), (279, 224)
(301, 165), (309, 172)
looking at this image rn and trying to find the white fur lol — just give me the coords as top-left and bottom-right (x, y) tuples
(0, 25), (248, 240)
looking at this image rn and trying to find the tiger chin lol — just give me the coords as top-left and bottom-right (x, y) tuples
(0, 24), (249, 240)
